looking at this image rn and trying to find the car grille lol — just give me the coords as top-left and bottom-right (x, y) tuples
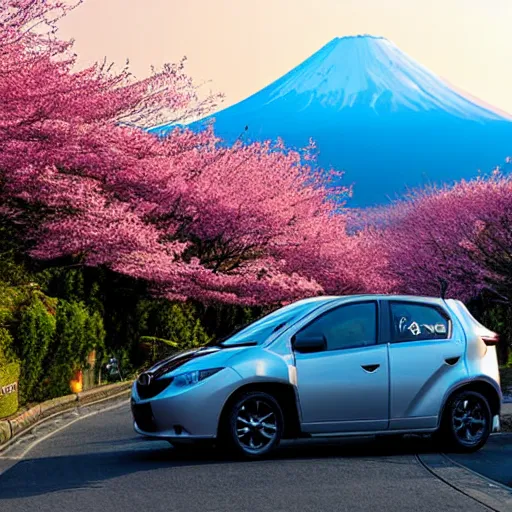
(136, 376), (173, 400)
(131, 401), (157, 432)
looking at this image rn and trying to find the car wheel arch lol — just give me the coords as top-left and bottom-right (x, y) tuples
(437, 377), (502, 429)
(217, 381), (302, 439)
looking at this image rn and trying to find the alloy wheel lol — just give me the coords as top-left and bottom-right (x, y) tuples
(451, 395), (488, 447)
(234, 397), (279, 455)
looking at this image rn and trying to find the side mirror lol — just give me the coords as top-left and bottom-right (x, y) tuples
(292, 333), (327, 353)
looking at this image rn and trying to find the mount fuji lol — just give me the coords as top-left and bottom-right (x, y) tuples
(149, 35), (512, 207)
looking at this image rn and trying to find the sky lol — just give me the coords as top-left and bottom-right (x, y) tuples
(59, 0), (512, 115)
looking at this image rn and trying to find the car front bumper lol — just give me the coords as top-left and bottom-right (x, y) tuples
(130, 367), (242, 441)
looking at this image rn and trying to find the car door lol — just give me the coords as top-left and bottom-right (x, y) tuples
(293, 300), (389, 434)
(386, 299), (467, 430)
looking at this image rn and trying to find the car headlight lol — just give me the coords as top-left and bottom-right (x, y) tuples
(173, 368), (224, 388)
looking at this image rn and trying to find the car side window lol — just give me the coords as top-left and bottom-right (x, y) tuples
(390, 302), (451, 342)
(298, 302), (377, 351)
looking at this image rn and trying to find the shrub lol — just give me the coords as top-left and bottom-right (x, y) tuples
(0, 327), (16, 367)
(46, 300), (106, 398)
(0, 284), (20, 367)
(139, 336), (179, 367)
(135, 300), (212, 367)
(15, 296), (56, 403)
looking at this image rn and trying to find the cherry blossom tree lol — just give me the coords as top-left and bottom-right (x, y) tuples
(0, 0), (389, 305)
(363, 174), (512, 303)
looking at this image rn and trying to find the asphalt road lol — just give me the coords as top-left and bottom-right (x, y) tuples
(0, 402), (508, 512)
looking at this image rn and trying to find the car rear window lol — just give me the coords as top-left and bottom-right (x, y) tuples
(390, 302), (451, 342)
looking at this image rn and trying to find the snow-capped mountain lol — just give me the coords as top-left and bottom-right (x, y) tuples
(149, 35), (512, 207)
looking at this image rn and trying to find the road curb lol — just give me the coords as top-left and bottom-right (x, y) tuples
(0, 381), (133, 451)
(417, 452), (512, 512)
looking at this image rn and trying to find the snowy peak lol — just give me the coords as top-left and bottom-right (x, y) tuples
(148, 34), (512, 208)
(250, 35), (509, 121)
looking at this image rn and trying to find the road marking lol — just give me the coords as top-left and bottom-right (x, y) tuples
(1, 399), (130, 461)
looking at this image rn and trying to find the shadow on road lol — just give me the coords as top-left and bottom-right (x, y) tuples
(0, 435), (439, 500)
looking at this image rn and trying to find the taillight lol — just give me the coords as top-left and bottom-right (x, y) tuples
(481, 333), (500, 346)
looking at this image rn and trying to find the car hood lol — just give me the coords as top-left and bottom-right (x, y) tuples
(143, 345), (252, 379)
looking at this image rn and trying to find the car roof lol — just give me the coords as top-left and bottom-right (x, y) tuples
(304, 294), (448, 305)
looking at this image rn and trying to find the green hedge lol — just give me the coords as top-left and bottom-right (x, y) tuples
(0, 361), (20, 419)
(16, 296), (56, 403)
(46, 300), (105, 398)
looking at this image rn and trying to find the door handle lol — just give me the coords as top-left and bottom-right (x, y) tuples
(445, 356), (460, 366)
(361, 364), (380, 373)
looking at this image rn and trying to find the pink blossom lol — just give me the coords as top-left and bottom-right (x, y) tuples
(362, 176), (512, 301)
(0, 0), (390, 305)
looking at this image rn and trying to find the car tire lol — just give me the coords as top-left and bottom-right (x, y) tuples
(220, 391), (284, 460)
(436, 390), (491, 453)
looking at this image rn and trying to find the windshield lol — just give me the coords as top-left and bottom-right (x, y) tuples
(220, 298), (330, 346)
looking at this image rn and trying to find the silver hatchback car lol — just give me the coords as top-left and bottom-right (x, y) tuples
(131, 295), (502, 458)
